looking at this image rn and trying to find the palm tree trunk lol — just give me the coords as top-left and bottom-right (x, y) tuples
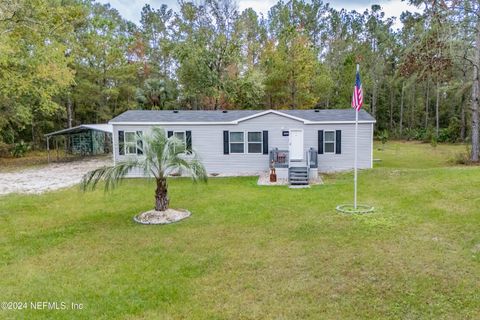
(67, 93), (73, 128)
(471, 13), (480, 162)
(410, 83), (416, 130)
(461, 95), (466, 141)
(461, 69), (467, 141)
(400, 82), (405, 136)
(372, 79), (377, 118)
(425, 79), (429, 129)
(436, 81), (440, 138)
(155, 177), (169, 211)
(389, 83), (394, 130)
(31, 117), (35, 150)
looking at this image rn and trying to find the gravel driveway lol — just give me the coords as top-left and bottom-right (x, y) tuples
(0, 156), (112, 195)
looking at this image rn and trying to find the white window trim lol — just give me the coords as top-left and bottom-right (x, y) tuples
(173, 130), (186, 139)
(172, 130), (187, 152)
(324, 130), (336, 154)
(229, 131), (245, 154)
(228, 131), (265, 154)
(124, 131), (138, 155)
(247, 131), (263, 154)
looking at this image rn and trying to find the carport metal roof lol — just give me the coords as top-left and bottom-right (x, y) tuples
(45, 124), (113, 137)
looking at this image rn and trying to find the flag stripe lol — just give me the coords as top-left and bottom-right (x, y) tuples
(352, 69), (363, 112)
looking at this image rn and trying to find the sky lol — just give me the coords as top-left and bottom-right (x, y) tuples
(96, 0), (423, 30)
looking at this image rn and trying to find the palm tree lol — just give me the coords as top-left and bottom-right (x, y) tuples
(81, 127), (207, 211)
(135, 78), (169, 109)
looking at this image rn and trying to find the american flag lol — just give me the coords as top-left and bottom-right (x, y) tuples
(351, 68), (363, 111)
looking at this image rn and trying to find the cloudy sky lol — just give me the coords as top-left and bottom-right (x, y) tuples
(96, 0), (422, 30)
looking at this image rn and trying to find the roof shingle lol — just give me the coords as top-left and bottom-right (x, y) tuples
(109, 109), (375, 124)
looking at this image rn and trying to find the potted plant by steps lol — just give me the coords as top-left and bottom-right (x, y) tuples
(81, 127), (207, 224)
(269, 160), (277, 182)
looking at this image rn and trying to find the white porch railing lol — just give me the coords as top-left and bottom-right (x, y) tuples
(270, 148), (318, 169)
(269, 148), (289, 168)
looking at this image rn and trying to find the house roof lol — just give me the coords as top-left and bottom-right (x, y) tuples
(45, 124), (113, 137)
(109, 109), (375, 125)
(280, 109), (375, 122)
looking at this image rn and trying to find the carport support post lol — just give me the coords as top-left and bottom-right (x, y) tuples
(46, 136), (50, 163)
(55, 138), (59, 161)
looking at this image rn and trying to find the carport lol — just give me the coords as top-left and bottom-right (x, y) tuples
(45, 124), (113, 162)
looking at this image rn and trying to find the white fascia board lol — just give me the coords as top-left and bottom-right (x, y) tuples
(109, 121), (236, 125)
(235, 109), (376, 124)
(45, 125), (83, 136)
(45, 124), (112, 136)
(109, 120), (376, 126)
(305, 120), (376, 124)
(235, 109), (306, 123)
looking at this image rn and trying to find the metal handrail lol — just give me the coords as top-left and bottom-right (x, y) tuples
(306, 150), (311, 178)
(308, 148), (318, 168)
(269, 148), (289, 168)
(270, 148), (318, 169)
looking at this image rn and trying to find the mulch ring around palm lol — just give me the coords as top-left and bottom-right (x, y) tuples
(133, 209), (191, 225)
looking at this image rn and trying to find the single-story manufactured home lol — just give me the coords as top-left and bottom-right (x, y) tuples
(109, 109), (375, 185)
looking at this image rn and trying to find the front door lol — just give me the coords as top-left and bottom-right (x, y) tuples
(289, 129), (304, 160)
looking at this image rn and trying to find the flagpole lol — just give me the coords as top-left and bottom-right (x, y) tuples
(354, 64), (359, 209)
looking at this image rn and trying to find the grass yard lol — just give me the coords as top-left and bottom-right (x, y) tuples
(0, 141), (479, 319)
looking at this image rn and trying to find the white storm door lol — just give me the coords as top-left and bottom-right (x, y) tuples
(289, 129), (304, 160)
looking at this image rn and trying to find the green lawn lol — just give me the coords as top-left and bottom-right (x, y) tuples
(0, 141), (479, 319)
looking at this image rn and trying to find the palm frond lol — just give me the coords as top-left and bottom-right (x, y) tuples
(80, 159), (141, 192)
(146, 127), (169, 163)
(81, 126), (208, 195)
(188, 154), (208, 183)
(165, 149), (208, 183)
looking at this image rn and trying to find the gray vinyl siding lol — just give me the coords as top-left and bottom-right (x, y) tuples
(112, 113), (373, 176)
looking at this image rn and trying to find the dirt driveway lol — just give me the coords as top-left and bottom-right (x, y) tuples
(0, 156), (112, 195)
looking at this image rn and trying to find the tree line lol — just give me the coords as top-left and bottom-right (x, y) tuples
(0, 0), (479, 160)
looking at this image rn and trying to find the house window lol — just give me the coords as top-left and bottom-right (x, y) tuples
(247, 132), (262, 153)
(125, 131), (138, 155)
(324, 131), (335, 153)
(119, 130), (143, 155)
(173, 131), (186, 151)
(229, 132), (244, 153)
(136, 131), (143, 155)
